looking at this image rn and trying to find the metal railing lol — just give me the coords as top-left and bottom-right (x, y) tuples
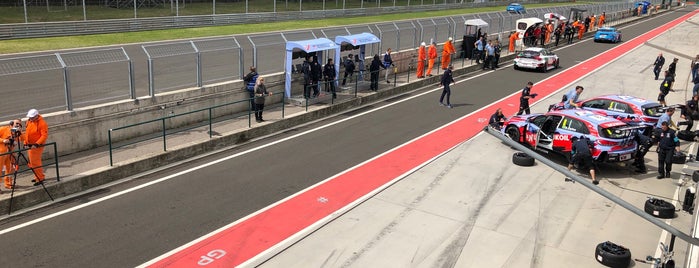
(0, 142), (61, 183)
(107, 89), (286, 166)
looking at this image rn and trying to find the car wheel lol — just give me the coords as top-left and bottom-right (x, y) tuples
(513, 64), (519, 70)
(595, 241), (631, 268)
(512, 152), (535, 166)
(505, 125), (520, 142)
(542, 62), (549, 73)
(554, 59), (560, 69)
(644, 198), (675, 219)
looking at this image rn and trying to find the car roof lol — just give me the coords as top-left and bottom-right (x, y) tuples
(548, 109), (626, 127)
(598, 27), (617, 31)
(588, 94), (660, 107)
(509, 3), (521, 5)
(523, 47), (544, 52)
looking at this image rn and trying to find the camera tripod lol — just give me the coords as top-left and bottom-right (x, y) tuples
(5, 137), (53, 214)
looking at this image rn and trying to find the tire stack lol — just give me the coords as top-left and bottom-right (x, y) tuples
(644, 198), (676, 219)
(595, 241), (631, 268)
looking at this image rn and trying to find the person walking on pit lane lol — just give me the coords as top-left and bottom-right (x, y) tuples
(253, 76), (272, 123)
(21, 109), (48, 186)
(0, 119), (21, 189)
(567, 136), (599, 185)
(369, 54), (382, 91)
(668, 58), (678, 88)
(516, 82), (537, 115)
(473, 37), (484, 64)
(439, 65), (455, 109)
(489, 108), (506, 128)
(656, 121), (680, 179)
(563, 86), (584, 109)
(653, 52), (665, 80)
(658, 70), (674, 107)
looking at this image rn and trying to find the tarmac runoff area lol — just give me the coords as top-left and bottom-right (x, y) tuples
(255, 11), (699, 268)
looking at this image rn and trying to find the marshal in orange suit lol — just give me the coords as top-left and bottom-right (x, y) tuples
(22, 109), (48, 186)
(417, 42), (426, 78)
(441, 37), (455, 70)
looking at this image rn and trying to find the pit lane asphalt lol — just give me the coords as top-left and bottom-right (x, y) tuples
(0, 8), (694, 267)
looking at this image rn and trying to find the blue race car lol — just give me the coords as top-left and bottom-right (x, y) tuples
(506, 3), (526, 14)
(594, 27), (622, 43)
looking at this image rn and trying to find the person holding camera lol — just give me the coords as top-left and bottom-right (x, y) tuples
(22, 109), (48, 186)
(0, 119), (22, 189)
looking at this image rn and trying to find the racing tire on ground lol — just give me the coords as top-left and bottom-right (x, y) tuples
(512, 152), (535, 167)
(677, 130), (695, 141)
(595, 241), (631, 268)
(644, 198), (675, 219)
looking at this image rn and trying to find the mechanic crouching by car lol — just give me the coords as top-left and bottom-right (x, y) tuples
(678, 94), (699, 131)
(631, 130), (652, 174)
(568, 136), (599, 185)
(563, 85), (584, 109)
(656, 121), (680, 179)
(489, 108), (506, 128)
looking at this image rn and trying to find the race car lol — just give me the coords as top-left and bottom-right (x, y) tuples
(506, 3), (526, 14)
(502, 109), (638, 162)
(549, 95), (663, 135)
(513, 47), (560, 72)
(594, 27), (622, 43)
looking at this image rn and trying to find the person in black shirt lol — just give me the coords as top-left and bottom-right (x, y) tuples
(679, 94), (699, 131)
(489, 108), (506, 128)
(301, 56), (312, 99)
(323, 58), (337, 99)
(369, 54), (382, 91)
(631, 130), (652, 173)
(439, 65), (455, 108)
(653, 52), (665, 80)
(568, 136), (599, 185)
(310, 55), (322, 98)
(668, 58), (678, 89)
(341, 54), (355, 86)
(516, 82), (537, 115)
(656, 121), (680, 179)
(658, 70), (674, 107)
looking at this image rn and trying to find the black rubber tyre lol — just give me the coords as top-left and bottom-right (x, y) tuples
(644, 198), (675, 219)
(554, 59), (560, 69)
(693, 170), (699, 183)
(677, 130), (695, 141)
(505, 125), (520, 142)
(512, 152), (535, 166)
(513, 64), (519, 70)
(595, 241), (631, 268)
(542, 62), (549, 73)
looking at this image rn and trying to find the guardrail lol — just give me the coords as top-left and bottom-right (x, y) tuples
(0, 2), (509, 40)
(0, 141), (61, 184)
(107, 89), (286, 166)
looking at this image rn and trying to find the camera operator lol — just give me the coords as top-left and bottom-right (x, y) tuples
(23, 109), (48, 186)
(0, 119), (22, 189)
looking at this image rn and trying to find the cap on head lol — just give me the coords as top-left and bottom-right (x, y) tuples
(448, 37), (453, 41)
(421, 42), (426, 46)
(27, 109), (39, 118)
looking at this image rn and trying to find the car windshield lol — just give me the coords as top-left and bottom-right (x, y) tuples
(642, 103), (663, 117)
(518, 51), (540, 59)
(598, 126), (633, 139)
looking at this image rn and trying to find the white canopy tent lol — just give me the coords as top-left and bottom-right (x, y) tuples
(333, 32), (381, 82)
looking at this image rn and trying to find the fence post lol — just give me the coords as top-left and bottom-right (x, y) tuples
(55, 53), (73, 111)
(162, 118), (167, 151)
(209, 108), (213, 138)
(52, 142), (60, 181)
(108, 129), (114, 166)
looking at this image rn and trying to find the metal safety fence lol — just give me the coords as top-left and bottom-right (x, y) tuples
(0, 2), (657, 121)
